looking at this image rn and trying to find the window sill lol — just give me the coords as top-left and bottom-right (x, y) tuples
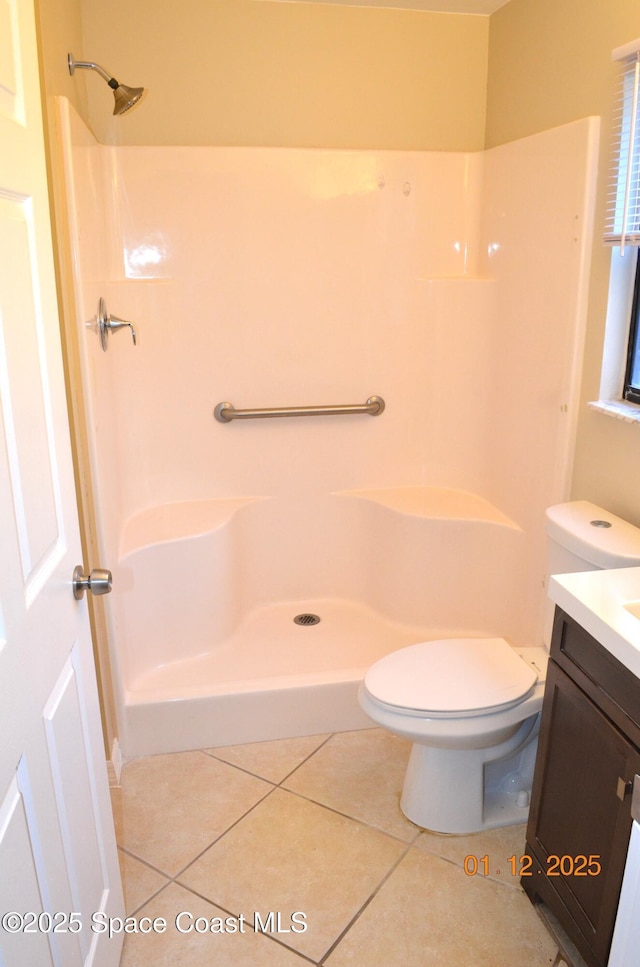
(588, 399), (640, 424)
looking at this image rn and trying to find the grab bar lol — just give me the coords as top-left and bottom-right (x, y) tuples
(214, 395), (385, 423)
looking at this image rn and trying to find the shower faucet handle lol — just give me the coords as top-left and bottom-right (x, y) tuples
(107, 315), (137, 345)
(96, 296), (138, 351)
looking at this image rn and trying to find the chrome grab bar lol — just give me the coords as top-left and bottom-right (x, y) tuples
(214, 395), (385, 423)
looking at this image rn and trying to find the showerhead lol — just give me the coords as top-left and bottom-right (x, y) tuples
(112, 83), (144, 116)
(68, 53), (144, 116)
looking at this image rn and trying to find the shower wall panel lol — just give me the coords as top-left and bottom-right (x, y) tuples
(478, 118), (599, 640)
(102, 148), (481, 523)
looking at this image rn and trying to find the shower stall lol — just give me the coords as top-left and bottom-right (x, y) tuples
(56, 97), (598, 758)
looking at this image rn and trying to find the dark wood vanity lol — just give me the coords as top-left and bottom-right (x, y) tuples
(523, 607), (640, 967)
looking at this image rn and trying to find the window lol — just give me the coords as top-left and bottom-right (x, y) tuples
(593, 38), (640, 421)
(606, 43), (640, 249)
(624, 257), (640, 403)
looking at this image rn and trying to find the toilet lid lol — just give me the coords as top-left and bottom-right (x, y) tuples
(363, 637), (538, 716)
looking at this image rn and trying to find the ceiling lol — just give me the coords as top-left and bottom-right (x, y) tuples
(271, 1), (512, 14)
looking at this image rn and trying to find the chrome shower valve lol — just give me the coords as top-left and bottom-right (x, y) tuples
(96, 297), (137, 351)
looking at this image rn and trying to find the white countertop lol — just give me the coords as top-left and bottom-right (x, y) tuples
(549, 566), (640, 682)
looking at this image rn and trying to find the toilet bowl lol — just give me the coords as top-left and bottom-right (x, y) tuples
(359, 637), (547, 834)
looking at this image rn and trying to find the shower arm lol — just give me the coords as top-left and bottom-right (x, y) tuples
(68, 54), (120, 89)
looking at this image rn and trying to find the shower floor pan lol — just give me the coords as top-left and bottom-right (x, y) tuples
(122, 598), (473, 758)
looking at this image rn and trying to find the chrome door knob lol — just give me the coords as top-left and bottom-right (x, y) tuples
(73, 565), (113, 600)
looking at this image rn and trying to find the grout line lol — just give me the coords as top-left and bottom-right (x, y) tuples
(200, 749), (281, 786)
(273, 783), (419, 847)
(142, 737), (420, 854)
(126, 883), (172, 919)
(317, 840), (414, 965)
(126, 872), (317, 964)
(407, 835), (529, 888)
(117, 844), (171, 878)
(201, 730), (335, 786)
(170, 882), (319, 965)
(172, 784), (279, 880)
(118, 784), (280, 917)
(276, 732), (336, 785)
(113, 846), (171, 888)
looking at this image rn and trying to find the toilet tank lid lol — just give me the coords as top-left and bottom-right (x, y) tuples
(363, 637), (537, 715)
(546, 501), (640, 569)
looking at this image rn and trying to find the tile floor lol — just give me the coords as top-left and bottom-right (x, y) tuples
(111, 728), (571, 966)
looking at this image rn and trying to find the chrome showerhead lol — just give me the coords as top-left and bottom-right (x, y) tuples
(68, 52), (144, 116)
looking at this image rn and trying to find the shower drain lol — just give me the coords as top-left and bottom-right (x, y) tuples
(293, 613), (321, 626)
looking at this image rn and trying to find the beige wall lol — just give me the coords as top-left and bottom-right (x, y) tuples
(487, 0), (640, 526)
(485, 0), (635, 149)
(79, 0), (488, 149)
(35, 0), (88, 123)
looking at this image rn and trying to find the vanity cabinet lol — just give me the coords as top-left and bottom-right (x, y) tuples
(523, 608), (640, 967)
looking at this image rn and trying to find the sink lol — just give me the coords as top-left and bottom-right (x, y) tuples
(624, 601), (640, 621)
(548, 566), (640, 680)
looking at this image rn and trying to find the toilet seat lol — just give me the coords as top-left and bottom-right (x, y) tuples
(363, 637), (538, 719)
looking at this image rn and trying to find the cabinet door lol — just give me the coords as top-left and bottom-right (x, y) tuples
(524, 660), (640, 967)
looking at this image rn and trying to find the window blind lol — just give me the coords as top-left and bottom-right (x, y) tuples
(606, 39), (640, 250)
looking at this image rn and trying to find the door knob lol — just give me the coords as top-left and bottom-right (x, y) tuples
(73, 565), (113, 600)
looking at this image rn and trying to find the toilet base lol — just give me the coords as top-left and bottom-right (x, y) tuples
(400, 714), (540, 834)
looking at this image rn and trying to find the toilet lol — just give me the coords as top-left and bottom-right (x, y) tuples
(359, 501), (640, 834)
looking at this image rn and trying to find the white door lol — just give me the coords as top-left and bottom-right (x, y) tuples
(0, 1), (124, 965)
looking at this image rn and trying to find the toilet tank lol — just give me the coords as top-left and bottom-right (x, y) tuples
(543, 501), (640, 644)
